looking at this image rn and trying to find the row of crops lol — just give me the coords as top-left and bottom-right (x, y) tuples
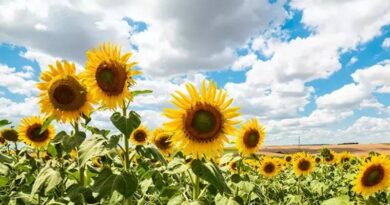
(0, 43), (389, 204)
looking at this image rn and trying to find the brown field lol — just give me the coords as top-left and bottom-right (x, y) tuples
(257, 143), (390, 156)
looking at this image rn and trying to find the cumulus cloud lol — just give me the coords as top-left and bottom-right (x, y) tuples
(0, 64), (37, 96)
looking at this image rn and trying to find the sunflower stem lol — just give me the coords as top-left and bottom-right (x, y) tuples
(193, 174), (200, 200)
(74, 122), (85, 187)
(14, 142), (18, 160)
(122, 104), (130, 172)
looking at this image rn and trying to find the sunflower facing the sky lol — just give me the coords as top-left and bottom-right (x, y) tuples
(152, 128), (174, 155)
(18, 116), (55, 148)
(236, 118), (265, 156)
(1, 128), (19, 142)
(353, 155), (390, 197)
(163, 80), (240, 159)
(37, 61), (94, 123)
(293, 153), (315, 177)
(259, 157), (281, 178)
(130, 125), (149, 146)
(83, 43), (140, 109)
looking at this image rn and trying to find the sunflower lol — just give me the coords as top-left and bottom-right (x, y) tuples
(228, 160), (238, 173)
(353, 155), (390, 197)
(0, 135), (5, 145)
(236, 118), (265, 156)
(259, 157), (281, 178)
(293, 153), (315, 177)
(152, 128), (174, 155)
(315, 156), (322, 164)
(163, 80), (240, 159)
(284, 155), (293, 163)
(339, 151), (353, 163)
(130, 125), (149, 146)
(83, 43), (140, 109)
(1, 128), (18, 142)
(324, 150), (338, 164)
(37, 61), (94, 123)
(18, 116), (55, 148)
(92, 157), (103, 168)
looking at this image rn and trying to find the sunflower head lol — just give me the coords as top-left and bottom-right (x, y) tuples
(152, 128), (174, 155)
(293, 153), (315, 177)
(228, 160), (238, 173)
(315, 156), (322, 164)
(130, 125), (149, 146)
(339, 151), (353, 164)
(83, 43), (140, 109)
(284, 155), (292, 163)
(236, 118), (265, 156)
(37, 61), (94, 123)
(18, 116), (55, 148)
(1, 128), (19, 142)
(163, 80), (240, 159)
(92, 157), (103, 168)
(324, 150), (338, 164)
(353, 155), (390, 197)
(259, 157), (281, 178)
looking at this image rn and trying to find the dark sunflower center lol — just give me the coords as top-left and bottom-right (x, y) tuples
(286, 156), (292, 162)
(2, 129), (18, 142)
(185, 103), (223, 143)
(0, 137), (5, 144)
(243, 130), (260, 148)
(26, 124), (49, 142)
(133, 130), (146, 142)
(325, 154), (334, 162)
(231, 162), (237, 170)
(315, 157), (321, 163)
(341, 157), (350, 163)
(298, 160), (311, 171)
(95, 61), (127, 96)
(156, 135), (171, 150)
(362, 165), (385, 187)
(49, 76), (87, 111)
(264, 163), (275, 173)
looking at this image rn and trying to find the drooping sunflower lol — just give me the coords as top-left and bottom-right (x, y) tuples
(163, 80), (240, 159)
(1, 128), (19, 142)
(339, 151), (353, 163)
(130, 125), (149, 146)
(18, 116), (55, 148)
(152, 128), (174, 155)
(259, 157), (281, 178)
(37, 61), (94, 123)
(353, 155), (390, 197)
(83, 43), (140, 109)
(293, 153), (315, 177)
(324, 150), (338, 164)
(236, 118), (265, 156)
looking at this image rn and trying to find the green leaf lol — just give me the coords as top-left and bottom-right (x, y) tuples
(131, 90), (153, 97)
(110, 111), (141, 137)
(51, 131), (67, 144)
(0, 176), (9, 186)
(92, 168), (138, 199)
(215, 195), (240, 205)
(168, 194), (185, 205)
(136, 146), (167, 165)
(40, 116), (55, 134)
(47, 144), (58, 158)
(321, 195), (351, 205)
(31, 164), (62, 195)
(0, 153), (13, 164)
(79, 134), (107, 166)
(191, 159), (231, 194)
(0, 119), (11, 128)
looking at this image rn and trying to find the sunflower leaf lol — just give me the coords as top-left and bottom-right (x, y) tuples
(78, 134), (107, 167)
(110, 111), (141, 137)
(39, 116), (55, 134)
(131, 90), (153, 97)
(31, 164), (62, 195)
(0, 119), (11, 128)
(191, 159), (231, 194)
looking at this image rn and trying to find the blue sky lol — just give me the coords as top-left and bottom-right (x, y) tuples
(0, 0), (389, 145)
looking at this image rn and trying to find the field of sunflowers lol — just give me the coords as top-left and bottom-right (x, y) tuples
(0, 43), (389, 205)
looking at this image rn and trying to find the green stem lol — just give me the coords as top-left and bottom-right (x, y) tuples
(122, 105), (130, 171)
(193, 174), (200, 200)
(74, 122), (85, 187)
(14, 142), (18, 160)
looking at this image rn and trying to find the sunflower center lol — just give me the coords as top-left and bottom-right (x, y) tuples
(185, 103), (223, 143)
(231, 162), (237, 170)
(315, 157), (321, 163)
(26, 124), (49, 142)
(0, 137), (5, 144)
(286, 156), (292, 162)
(362, 165), (385, 187)
(264, 163), (275, 173)
(156, 135), (171, 150)
(325, 154), (334, 162)
(341, 157), (350, 163)
(2, 129), (18, 142)
(298, 160), (311, 171)
(134, 130), (146, 142)
(243, 130), (260, 148)
(49, 76), (87, 111)
(95, 61), (127, 96)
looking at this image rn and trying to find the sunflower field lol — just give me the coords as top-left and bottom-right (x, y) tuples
(0, 43), (390, 205)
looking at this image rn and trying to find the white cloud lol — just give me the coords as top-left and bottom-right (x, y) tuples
(0, 64), (37, 96)
(231, 53), (257, 71)
(348, 56), (358, 66)
(382, 37), (390, 49)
